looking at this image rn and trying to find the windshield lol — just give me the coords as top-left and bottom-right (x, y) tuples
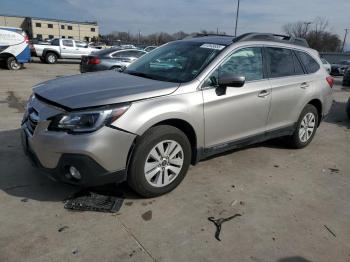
(124, 41), (225, 83)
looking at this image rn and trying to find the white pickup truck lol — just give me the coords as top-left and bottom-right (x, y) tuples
(32, 38), (99, 64)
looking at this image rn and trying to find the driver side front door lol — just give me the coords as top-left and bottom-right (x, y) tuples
(202, 46), (271, 152)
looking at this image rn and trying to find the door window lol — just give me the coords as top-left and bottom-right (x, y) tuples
(219, 47), (264, 82)
(205, 47), (264, 87)
(62, 40), (74, 47)
(267, 47), (298, 78)
(75, 41), (87, 48)
(292, 52), (305, 75)
(295, 51), (320, 74)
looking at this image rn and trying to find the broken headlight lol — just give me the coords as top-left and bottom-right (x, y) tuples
(49, 105), (129, 133)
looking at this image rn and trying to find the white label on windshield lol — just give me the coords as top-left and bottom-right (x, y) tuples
(200, 43), (225, 50)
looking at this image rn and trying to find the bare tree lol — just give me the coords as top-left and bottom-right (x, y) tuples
(101, 30), (226, 46)
(282, 17), (342, 52)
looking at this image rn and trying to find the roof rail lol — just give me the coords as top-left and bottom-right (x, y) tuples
(184, 33), (235, 39)
(232, 33), (309, 47)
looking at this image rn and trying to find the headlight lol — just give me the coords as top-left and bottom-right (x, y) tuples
(48, 105), (129, 133)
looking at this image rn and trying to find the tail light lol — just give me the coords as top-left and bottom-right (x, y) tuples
(88, 56), (101, 65)
(24, 35), (29, 44)
(326, 76), (334, 88)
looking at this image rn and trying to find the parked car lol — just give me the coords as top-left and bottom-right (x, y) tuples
(342, 67), (350, 86)
(21, 33), (333, 197)
(320, 58), (331, 74)
(32, 38), (99, 64)
(144, 46), (158, 52)
(0, 26), (31, 70)
(331, 60), (350, 76)
(80, 48), (147, 73)
(120, 44), (137, 49)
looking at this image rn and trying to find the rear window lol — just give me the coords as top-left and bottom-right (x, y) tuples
(267, 47), (303, 78)
(295, 51), (320, 74)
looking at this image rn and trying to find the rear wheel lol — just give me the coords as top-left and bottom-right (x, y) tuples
(285, 104), (318, 148)
(6, 57), (22, 70)
(45, 52), (57, 64)
(127, 125), (191, 198)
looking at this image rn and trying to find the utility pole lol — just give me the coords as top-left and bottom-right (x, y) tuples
(234, 0), (240, 37)
(342, 29), (349, 52)
(138, 30), (141, 44)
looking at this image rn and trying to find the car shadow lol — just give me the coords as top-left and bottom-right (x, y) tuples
(324, 100), (350, 129)
(0, 129), (141, 202)
(277, 256), (312, 262)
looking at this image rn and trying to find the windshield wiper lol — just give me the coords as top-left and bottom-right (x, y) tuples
(124, 71), (157, 80)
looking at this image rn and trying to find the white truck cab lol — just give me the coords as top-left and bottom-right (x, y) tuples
(33, 38), (99, 64)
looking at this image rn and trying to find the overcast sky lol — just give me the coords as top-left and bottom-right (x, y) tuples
(1, 0), (349, 45)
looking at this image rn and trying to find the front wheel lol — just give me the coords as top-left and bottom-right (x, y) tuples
(285, 104), (318, 148)
(6, 57), (22, 70)
(346, 97), (350, 119)
(127, 125), (191, 198)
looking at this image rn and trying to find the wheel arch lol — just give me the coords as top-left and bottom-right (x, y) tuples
(307, 99), (322, 126)
(0, 52), (16, 60)
(42, 49), (60, 59)
(126, 118), (199, 168)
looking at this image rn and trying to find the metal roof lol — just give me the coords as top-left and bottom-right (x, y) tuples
(0, 14), (98, 25)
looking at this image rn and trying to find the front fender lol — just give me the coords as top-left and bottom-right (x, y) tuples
(112, 91), (205, 148)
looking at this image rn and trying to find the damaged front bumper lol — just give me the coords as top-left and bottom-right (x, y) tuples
(21, 97), (136, 187)
(21, 124), (135, 186)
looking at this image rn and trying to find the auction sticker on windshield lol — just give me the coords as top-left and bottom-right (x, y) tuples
(200, 44), (225, 50)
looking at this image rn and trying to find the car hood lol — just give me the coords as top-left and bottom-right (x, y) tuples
(33, 71), (179, 109)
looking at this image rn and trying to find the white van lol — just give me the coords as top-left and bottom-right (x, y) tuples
(0, 26), (31, 70)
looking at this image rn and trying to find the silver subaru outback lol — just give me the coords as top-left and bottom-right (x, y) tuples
(21, 33), (333, 197)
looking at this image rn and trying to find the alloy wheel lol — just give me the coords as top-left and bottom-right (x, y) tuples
(144, 140), (184, 187)
(48, 54), (56, 63)
(299, 112), (316, 143)
(10, 60), (21, 70)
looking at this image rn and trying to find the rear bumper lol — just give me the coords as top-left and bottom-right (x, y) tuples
(80, 63), (109, 73)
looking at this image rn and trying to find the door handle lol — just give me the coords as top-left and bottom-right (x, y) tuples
(300, 82), (309, 89)
(258, 90), (270, 98)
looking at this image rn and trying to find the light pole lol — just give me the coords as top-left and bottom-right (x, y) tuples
(303, 22), (312, 37)
(234, 0), (240, 37)
(342, 29), (349, 52)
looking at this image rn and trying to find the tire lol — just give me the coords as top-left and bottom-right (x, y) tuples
(45, 52), (58, 64)
(127, 125), (191, 198)
(285, 104), (319, 149)
(346, 98), (350, 119)
(6, 57), (22, 70)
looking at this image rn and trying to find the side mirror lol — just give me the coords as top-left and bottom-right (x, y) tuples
(218, 75), (246, 88)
